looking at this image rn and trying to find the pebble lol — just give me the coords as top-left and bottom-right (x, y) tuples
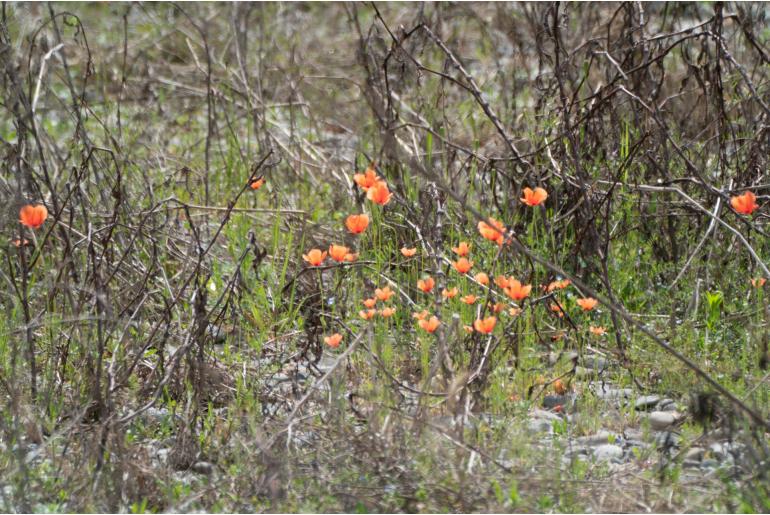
(543, 394), (570, 410)
(528, 419), (554, 434)
(583, 356), (609, 372)
(685, 447), (705, 461)
(577, 430), (620, 446)
(191, 461), (214, 475)
(648, 411), (678, 430)
(531, 409), (562, 421)
(634, 395), (661, 411)
(593, 444), (624, 461)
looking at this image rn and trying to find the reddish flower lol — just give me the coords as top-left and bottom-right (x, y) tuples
(452, 257), (473, 274)
(11, 238), (31, 247)
(520, 187), (548, 207)
(367, 180), (392, 206)
(417, 276), (435, 293)
(751, 278), (767, 288)
(474, 316), (497, 334)
(490, 302), (505, 314)
(451, 241), (471, 257)
(504, 280), (532, 301)
(442, 287), (459, 299)
(508, 306), (522, 316)
(418, 316), (441, 333)
(359, 309), (376, 320)
(546, 279), (571, 293)
(328, 244), (350, 263)
(344, 252), (359, 262)
(363, 298), (377, 308)
(401, 247), (417, 257)
(495, 275), (511, 289)
(576, 297), (598, 311)
(730, 191), (758, 215)
(589, 325), (606, 336)
(346, 214), (370, 234)
(461, 294), (477, 305)
(302, 248), (327, 266)
(19, 204), (48, 230)
(380, 307), (397, 318)
(553, 379), (567, 395)
(324, 333), (343, 348)
(478, 218), (506, 245)
(353, 167), (380, 191)
(474, 272), (489, 285)
(249, 177), (265, 190)
(375, 286), (395, 301)
(550, 303), (565, 317)
(412, 310), (429, 320)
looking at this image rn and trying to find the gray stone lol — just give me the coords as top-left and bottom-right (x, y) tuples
(593, 444), (624, 461)
(543, 394), (570, 410)
(531, 408), (562, 421)
(647, 411), (678, 430)
(634, 395), (661, 411)
(528, 419), (553, 434)
(577, 430), (620, 446)
(583, 356), (609, 372)
(685, 447), (705, 461)
(658, 399), (677, 411)
(191, 461), (214, 475)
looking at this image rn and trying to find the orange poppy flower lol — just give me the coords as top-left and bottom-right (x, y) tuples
(19, 204), (48, 230)
(363, 298), (377, 308)
(490, 302), (505, 314)
(463, 325), (474, 334)
(520, 187), (548, 207)
(478, 218), (506, 245)
(412, 310), (429, 320)
(508, 306), (522, 316)
(417, 276), (435, 293)
(503, 279), (532, 300)
(474, 316), (497, 334)
(442, 287), (458, 299)
(553, 379), (567, 395)
(730, 191), (758, 215)
(550, 303), (564, 317)
(353, 167), (380, 191)
(375, 286), (395, 301)
(504, 280), (532, 301)
(359, 309), (376, 320)
(344, 253), (359, 262)
(367, 180), (392, 206)
(589, 325), (606, 336)
(11, 238), (31, 247)
(418, 316), (441, 333)
(328, 244), (350, 263)
(249, 177), (265, 190)
(452, 257), (473, 274)
(751, 278), (767, 288)
(451, 241), (471, 257)
(401, 247), (417, 257)
(324, 333), (343, 348)
(302, 248), (327, 266)
(474, 272), (489, 285)
(461, 294), (477, 305)
(346, 214), (370, 234)
(380, 307), (397, 318)
(576, 297), (598, 311)
(551, 331), (566, 341)
(546, 279), (571, 292)
(495, 275), (511, 289)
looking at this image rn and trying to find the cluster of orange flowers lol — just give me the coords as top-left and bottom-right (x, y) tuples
(320, 180), (766, 351)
